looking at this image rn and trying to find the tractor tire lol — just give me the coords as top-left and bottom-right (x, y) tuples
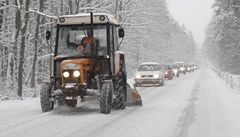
(65, 100), (77, 108)
(40, 83), (54, 112)
(112, 59), (127, 110)
(100, 82), (113, 114)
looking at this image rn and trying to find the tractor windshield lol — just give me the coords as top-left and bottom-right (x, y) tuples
(57, 25), (107, 58)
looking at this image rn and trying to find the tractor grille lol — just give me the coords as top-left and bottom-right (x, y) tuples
(63, 70), (81, 84)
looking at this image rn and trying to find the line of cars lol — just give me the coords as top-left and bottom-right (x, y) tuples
(133, 62), (198, 87)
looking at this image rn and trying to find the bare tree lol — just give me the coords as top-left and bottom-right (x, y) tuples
(17, 0), (31, 98)
(30, 0), (45, 91)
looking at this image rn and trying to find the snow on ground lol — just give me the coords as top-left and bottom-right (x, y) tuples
(0, 67), (240, 137)
(186, 68), (240, 137)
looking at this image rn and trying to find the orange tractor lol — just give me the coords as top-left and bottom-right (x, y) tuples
(40, 13), (142, 114)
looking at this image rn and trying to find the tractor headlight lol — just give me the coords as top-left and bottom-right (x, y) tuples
(73, 70), (80, 77)
(135, 74), (141, 79)
(153, 74), (160, 79)
(63, 71), (70, 78)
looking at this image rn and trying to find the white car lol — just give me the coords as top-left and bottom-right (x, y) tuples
(134, 62), (165, 87)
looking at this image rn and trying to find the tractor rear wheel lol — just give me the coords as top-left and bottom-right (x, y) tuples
(40, 83), (54, 112)
(112, 59), (127, 110)
(100, 82), (113, 114)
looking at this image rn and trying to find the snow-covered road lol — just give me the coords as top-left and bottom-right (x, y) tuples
(1, 67), (240, 137)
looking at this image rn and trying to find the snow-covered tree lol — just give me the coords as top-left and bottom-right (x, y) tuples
(205, 0), (240, 74)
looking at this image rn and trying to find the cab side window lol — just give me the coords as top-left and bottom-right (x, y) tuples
(110, 25), (119, 52)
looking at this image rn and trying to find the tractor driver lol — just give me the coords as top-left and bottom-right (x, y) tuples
(77, 29), (98, 55)
(77, 30), (102, 76)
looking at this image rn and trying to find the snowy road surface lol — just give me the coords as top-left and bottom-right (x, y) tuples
(1, 67), (240, 137)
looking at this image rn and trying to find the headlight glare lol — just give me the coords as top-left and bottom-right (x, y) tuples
(136, 74), (141, 79)
(154, 74), (160, 79)
(63, 71), (70, 78)
(73, 70), (80, 77)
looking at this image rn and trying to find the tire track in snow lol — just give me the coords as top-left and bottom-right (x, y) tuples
(173, 78), (201, 137)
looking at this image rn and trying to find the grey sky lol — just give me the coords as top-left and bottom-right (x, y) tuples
(166, 0), (214, 46)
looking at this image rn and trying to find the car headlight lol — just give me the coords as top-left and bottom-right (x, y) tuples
(63, 71), (70, 78)
(173, 70), (178, 73)
(153, 74), (160, 79)
(73, 70), (80, 77)
(180, 67), (184, 71)
(135, 74), (141, 79)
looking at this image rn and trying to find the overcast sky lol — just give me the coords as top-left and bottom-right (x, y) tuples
(166, 0), (214, 47)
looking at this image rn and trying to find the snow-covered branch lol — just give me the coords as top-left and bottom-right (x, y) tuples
(27, 9), (58, 19)
(0, 5), (20, 10)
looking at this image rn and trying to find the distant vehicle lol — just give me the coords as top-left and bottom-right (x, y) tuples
(175, 62), (186, 74)
(185, 64), (192, 72)
(134, 62), (165, 87)
(189, 63), (195, 72)
(163, 64), (174, 80)
(194, 64), (199, 70)
(172, 64), (180, 77)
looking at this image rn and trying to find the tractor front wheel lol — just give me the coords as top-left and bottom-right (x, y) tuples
(40, 83), (54, 112)
(100, 82), (113, 114)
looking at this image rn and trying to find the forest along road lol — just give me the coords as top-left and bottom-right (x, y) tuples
(1, 67), (240, 137)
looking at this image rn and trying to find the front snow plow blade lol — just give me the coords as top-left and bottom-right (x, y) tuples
(126, 85), (143, 106)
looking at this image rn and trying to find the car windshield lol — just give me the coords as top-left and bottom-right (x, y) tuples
(172, 64), (178, 69)
(57, 25), (107, 58)
(138, 64), (160, 71)
(164, 65), (172, 69)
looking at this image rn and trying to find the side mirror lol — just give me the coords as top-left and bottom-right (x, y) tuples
(46, 30), (51, 40)
(118, 28), (125, 38)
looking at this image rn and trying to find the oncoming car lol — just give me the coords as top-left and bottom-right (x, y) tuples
(163, 64), (174, 80)
(134, 62), (165, 87)
(175, 61), (186, 74)
(172, 64), (180, 77)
